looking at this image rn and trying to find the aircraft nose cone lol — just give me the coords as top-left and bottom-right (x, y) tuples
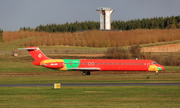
(161, 66), (164, 70)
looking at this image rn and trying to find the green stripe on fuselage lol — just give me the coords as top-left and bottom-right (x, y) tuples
(63, 59), (80, 69)
(158, 67), (162, 71)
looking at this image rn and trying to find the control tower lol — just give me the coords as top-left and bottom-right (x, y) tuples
(96, 7), (115, 30)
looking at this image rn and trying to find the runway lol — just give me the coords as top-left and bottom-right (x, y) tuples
(0, 83), (180, 87)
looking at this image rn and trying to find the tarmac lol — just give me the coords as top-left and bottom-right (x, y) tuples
(0, 83), (180, 87)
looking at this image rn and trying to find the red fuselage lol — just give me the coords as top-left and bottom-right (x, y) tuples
(77, 59), (164, 71)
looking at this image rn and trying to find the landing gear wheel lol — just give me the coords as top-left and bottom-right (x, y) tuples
(82, 71), (87, 76)
(86, 71), (91, 75)
(155, 72), (158, 75)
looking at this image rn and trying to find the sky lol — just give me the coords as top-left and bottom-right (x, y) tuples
(0, 0), (180, 31)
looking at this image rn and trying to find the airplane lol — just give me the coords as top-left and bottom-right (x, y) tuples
(18, 47), (164, 75)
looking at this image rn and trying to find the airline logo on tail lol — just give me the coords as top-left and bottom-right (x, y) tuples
(38, 54), (42, 58)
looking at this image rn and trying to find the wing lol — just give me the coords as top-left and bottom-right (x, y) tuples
(65, 67), (100, 71)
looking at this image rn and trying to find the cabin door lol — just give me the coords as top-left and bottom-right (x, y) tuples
(147, 63), (150, 68)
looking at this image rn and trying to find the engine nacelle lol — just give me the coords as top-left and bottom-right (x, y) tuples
(43, 62), (65, 68)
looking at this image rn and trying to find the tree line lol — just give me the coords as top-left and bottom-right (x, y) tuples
(20, 21), (100, 33)
(112, 15), (180, 30)
(20, 15), (180, 32)
(0, 28), (3, 33)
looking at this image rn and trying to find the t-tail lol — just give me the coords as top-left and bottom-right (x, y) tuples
(18, 47), (50, 66)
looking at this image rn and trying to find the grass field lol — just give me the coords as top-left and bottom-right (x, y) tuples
(1, 30), (180, 107)
(1, 74), (180, 84)
(140, 39), (180, 47)
(0, 54), (180, 84)
(0, 86), (180, 107)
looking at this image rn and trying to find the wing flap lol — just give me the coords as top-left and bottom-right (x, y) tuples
(66, 67), (100, 71)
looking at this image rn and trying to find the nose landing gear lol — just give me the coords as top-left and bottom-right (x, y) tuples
(82, 71), (91, 76)
(155, 71), (158, 75)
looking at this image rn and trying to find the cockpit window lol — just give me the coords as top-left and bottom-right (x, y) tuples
(152, 61), (158, 64)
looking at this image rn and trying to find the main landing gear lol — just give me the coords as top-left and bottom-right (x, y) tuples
(82, 71), (91, 76)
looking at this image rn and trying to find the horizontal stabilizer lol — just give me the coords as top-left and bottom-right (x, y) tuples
(18, 47), (39, 50)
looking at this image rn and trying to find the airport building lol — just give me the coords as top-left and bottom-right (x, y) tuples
(96, 7), (115, 30)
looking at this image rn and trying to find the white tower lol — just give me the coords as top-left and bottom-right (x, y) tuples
(96, 7), (115, 30)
